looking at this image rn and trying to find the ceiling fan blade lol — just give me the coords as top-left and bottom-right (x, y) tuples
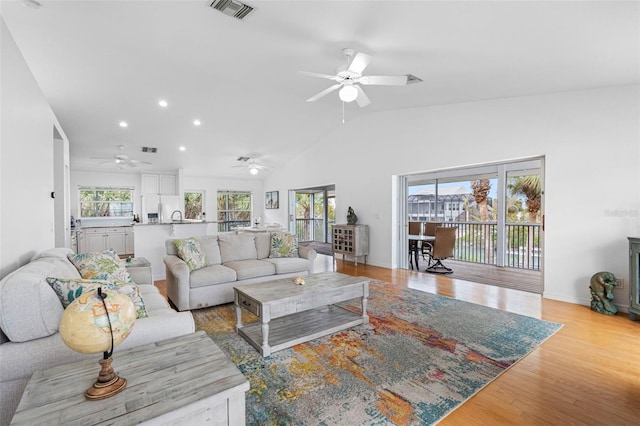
(348, 52), (371, 75)
(358, 75), (408, 86)
(355, 85), (371, 108)
(306, 83), (342, 102)
(299, 71), (339, 81)
(128, 159), (152, 165)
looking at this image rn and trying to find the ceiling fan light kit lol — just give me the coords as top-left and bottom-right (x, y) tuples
(339, 84), (358, 103)
(234, 155), (268, 175)
(301, 48), (420, 109)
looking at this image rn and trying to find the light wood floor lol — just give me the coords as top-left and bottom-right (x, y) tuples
(156, 255), (640, 425)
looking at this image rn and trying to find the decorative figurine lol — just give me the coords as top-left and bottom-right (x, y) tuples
(347, 206), (358, 225)
(589, 271), (618, 315)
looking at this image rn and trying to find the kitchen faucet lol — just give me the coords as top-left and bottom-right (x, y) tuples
(171, 210), (183, 222)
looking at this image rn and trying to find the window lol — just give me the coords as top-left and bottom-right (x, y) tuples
(217, 191), (252, 232)
(184, 191), (204, 220)
(79, 187), (133, 218)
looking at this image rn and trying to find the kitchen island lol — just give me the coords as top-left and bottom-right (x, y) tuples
(133, 221), (217, 280)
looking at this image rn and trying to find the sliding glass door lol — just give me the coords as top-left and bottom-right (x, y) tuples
(403, 158), (543, 270)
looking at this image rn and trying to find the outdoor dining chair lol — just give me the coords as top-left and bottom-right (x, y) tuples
(425, 226), (457, 274)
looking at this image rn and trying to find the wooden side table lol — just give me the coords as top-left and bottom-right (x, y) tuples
(10, 332), (249, 425)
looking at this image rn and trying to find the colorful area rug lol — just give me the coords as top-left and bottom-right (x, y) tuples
(193, 281), (562, 425)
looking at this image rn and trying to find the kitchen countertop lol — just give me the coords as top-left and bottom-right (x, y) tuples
(73, 221), (218, 230)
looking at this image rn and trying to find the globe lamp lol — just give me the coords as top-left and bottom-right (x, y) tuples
(59, 287), (136, 400)
(339, 84), (358, 103)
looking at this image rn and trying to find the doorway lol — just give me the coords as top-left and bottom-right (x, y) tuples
(400, 158), (544, 293)
(290, 185), (335, 256)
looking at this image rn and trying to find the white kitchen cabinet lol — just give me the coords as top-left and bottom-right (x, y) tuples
(159, 175), (176, 195)
(77, 227), (132, 256)
(141, 173), (176, 195)
(125, 227), (135, 255)
(141, 174), (159, 195)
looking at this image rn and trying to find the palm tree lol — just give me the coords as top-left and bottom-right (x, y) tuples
(509, 175), (541, 222)
(508, 175), (542, 268)
(471, 179), (492, 263)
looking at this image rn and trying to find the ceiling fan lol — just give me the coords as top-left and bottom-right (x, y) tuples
(233, 155), (268, 175)
(300, 48), (420, 107)
(91, 145), (152, 169)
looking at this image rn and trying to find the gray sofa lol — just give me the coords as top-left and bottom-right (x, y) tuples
(0, 248), (195, 426)
(164, 232), (317, 311)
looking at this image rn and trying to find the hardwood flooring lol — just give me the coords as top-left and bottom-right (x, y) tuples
(155, 254), (640, 425)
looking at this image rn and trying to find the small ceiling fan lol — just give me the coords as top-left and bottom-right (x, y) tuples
(300, 48), (420, 107)
(91, 145), (152, 169)
(233, 155), (268, 175)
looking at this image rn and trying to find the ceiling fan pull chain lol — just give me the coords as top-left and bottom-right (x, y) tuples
(342, 101), (345, 124)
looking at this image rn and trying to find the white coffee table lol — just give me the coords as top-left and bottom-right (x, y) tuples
(234, 272), (369, 357)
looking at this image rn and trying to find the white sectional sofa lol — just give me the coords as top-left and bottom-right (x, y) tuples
(164, 232), (317, 311)
(0, 248), (195, 426)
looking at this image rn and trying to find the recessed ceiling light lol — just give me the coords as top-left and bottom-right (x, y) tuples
(193, 119), (201, 126)
(158, 99), (168, 108)
(119, 121), (128, 128)
(179, 146), (186, 151)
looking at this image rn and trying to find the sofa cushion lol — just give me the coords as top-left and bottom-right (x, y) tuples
(174, 238), (209, 271)
(269, 232), (299, 258)
(255, 232), (271, 260)
(46, 277), (149, 319)
(189, 264), (237, 288)
(218, 234), (257, 263)
(67, 250), (134, 283)
(223, 260), (275, 280)
(264, 257), (313, 274)
(197, 235), (222, 265)
(0, 261), (64, 342)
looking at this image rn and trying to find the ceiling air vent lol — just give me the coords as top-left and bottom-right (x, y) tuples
(209, 0), (254, 20)
(236, 156), (250, 162)
(141, 147), (158, 153)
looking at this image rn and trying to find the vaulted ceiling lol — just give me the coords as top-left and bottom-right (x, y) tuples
(2, 0), (638, 177)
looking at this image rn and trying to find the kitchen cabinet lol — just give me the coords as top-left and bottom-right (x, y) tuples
(77, 227), (132, 256)
(141, 173), (176, 195)
(125, 227), (135, 255)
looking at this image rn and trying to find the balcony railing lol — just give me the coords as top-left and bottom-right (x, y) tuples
(295, 218), (335, 243)
(442, 221), (541, 270)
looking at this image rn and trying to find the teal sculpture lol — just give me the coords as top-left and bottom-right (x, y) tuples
(589, 272), (618, 315)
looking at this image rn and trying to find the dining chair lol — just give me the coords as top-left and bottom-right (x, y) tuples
(421, 221), (442, 256)
(425, 226), (457, 274)
(408, 221), (423, 269)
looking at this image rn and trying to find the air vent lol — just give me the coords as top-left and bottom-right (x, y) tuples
(406, 74), (423, 85)
(209, 0), (254, 20)
(236, 156), (250, 162)
(142, 147), (158, 153)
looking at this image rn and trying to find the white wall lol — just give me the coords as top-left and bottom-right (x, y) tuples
(264, 85), (640, 308)
(0, 19), (70, 278)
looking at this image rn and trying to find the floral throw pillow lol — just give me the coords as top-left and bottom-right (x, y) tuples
(67, 249), (134, 284)
(46, 277), (148, 319)
(174, 238), (209, 271)
(269, 232), (299, 258)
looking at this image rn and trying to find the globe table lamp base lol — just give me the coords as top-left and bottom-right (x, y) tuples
(85, 356), (127, 400)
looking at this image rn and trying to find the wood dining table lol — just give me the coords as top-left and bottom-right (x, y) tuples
(408, 234), (435, 270)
